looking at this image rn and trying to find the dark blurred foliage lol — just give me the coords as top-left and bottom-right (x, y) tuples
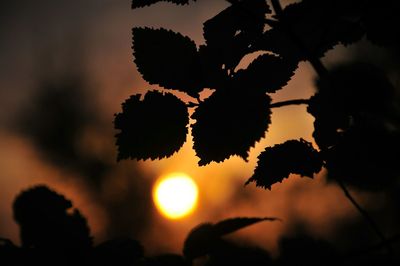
(93, 238), (144, 266)
(13, 186), (92, 249)
(1, 186), (146, 266)
(3, 186), (93, 266)
(1, 186), (399, 265)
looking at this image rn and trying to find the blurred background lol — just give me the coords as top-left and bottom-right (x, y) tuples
(1, 0), (399, 256)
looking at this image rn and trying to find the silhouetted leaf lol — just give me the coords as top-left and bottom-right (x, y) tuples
(183, 223), (214, 260)
(256, 1), (364, 62)
(13, 185), (92, 249)
(202, 0), (270, 71)
(114, 91), (189, 161)
(132, 28), (203, 97)
(213, 217), (281, 236)
(234, 54), (297, 93)
(132, 0), (193, 9)
(183, 217), (278, 260)
(246, 139), (323, 190)
(198, 45), (229, 90)
(191, 88), (271, 165)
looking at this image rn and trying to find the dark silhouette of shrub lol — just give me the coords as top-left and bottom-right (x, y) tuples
(13, 186), (92, 250)
(0, 185), (279, 266)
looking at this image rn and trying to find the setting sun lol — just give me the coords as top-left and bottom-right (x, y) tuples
(153, 173), (198, 219)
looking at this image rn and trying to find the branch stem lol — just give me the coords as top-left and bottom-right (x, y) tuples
(336, 178), (393, 254)
(270, 99), (310, 108)
(270, 0), (283, 15)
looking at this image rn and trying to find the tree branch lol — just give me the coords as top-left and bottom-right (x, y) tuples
(335, 178), (393, 255)
(270, 0), (283, 16)
(264, 18), (279, 28)
(270, 99), (310, 108)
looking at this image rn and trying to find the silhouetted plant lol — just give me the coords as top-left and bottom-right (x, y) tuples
(114, 0), (400, 259)
(3, 0), (400, 265)
(116, 0), (400, 190)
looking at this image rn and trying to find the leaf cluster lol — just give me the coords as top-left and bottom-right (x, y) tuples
(116, 0), (400, 191)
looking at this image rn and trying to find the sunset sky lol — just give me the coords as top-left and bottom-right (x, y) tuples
(0, 0), (390, 256)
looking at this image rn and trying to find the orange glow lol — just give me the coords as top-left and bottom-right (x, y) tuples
(153, 173), (199, 219)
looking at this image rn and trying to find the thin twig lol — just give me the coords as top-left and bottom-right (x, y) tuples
(186, 102), (199, 108)
(264, 18), (279, 28)
(336, 178), (393, 255)
(270, 98), (310, 108)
